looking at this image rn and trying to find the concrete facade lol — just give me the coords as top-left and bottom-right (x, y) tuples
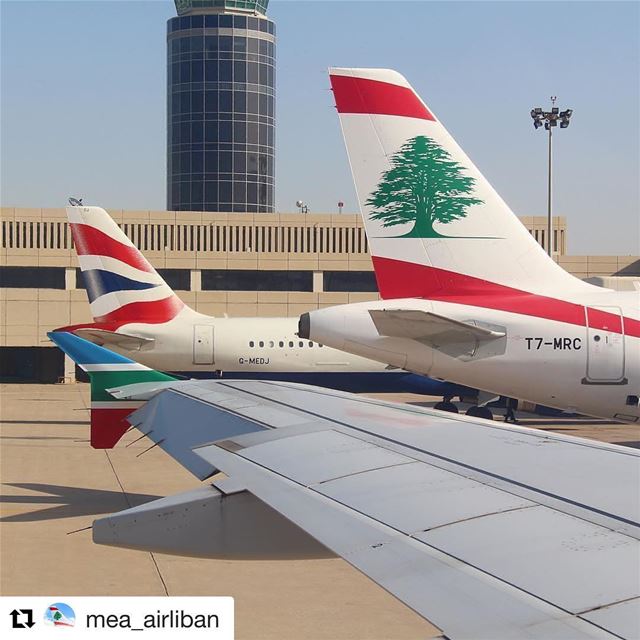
(1, 207), (637, 352)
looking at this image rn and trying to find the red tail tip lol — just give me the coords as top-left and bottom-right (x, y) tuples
(90, 408), (133, 449)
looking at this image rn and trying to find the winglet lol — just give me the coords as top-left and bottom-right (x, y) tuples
(48, 332), (177, 448)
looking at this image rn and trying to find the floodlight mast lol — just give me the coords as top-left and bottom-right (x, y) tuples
(530, 97), (573, 256)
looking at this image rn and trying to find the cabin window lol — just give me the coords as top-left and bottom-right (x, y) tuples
(269, 341), (274, 348)
(278, 341), (284, 348)
(259, 341), (264, 347)
(249, 341), (254, 347)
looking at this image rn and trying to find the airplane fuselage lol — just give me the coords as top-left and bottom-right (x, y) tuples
(106, 316), (383, 372)
(96, 315), (472, 396)
(303, 289), (640, 422)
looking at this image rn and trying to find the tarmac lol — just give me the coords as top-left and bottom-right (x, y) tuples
(2, 383), (639, 639)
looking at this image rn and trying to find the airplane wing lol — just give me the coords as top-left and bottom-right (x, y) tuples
(369, 309), (506, 359)
(102, 379), (640, 640)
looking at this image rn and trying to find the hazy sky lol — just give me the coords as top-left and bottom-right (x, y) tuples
(1, 0), (638, 255)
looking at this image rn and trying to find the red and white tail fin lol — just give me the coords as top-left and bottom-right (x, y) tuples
(67, 205), (193, 328)
(329, 68), (592, 299)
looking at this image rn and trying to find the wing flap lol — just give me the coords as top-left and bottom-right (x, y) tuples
(196, 438), (623, 639)
(316, 461), (534, 534)
(582, 599), (640, 640)
(231, 429), (412, 485)
(418, 505), (638, 614)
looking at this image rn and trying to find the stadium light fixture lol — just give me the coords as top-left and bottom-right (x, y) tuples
(529, 96), (573, 256)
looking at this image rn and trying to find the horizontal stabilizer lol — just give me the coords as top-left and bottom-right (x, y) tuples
(93, 485), (332, 560)
(73, 328), (154, 351)
(370, 309), (506, 360)
(370, 309), (505, 342)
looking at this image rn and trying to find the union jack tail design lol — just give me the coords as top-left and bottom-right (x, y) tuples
(67, 205), (188, 328)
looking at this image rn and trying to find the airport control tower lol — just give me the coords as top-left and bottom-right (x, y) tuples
(167, 1), (275, 212)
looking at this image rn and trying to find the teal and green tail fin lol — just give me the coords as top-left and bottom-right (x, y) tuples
(48, 331), (177, 448)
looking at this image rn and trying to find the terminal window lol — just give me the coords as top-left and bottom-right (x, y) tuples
(324, 271), (378, 293)
(0, 266), (65, 289)
(202, 269), (312, 291)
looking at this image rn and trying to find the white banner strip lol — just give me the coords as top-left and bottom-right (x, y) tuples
(78, 255), (162, 285)
(83, 363), (150, 372)
(89, 285), (174, 318)
(1, 596), (233, 639)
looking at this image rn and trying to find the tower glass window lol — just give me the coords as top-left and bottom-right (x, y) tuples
(167, 1), (275, 213)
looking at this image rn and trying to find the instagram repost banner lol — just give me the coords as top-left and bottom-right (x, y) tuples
(1, 597), (234, 639)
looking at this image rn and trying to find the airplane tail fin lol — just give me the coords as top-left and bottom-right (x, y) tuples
(48, 331), (177, 448)
(66, 205), (190, 328)
(329, 68), (591, 299)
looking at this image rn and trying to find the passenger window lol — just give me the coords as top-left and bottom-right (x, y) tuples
(308, 341), (313, 347)
(299, 341), (304, 348)
(278, 341), (284, 348)
(269, 340), (274, 348)
(259, 341), (264, 347)
(289, 341), (294, 348)
(249, 341), (254, 347)
(319, 344), (323, 347)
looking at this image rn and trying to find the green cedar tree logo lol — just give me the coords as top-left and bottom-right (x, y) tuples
(366, 135), (484, 238)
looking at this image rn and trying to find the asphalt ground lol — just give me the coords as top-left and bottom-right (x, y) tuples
(2, 383), (639, 639)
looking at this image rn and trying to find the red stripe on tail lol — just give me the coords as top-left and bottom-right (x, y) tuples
(372, 256), (640, 337)
(71, 224), (154, 273)
(94, 296), (184, 325)
(330, 75), (435, 121)
(91, 407), (133, 448)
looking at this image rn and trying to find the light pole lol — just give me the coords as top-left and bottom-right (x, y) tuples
(296, 200), (308, 214)
(530, 99), (572, 256)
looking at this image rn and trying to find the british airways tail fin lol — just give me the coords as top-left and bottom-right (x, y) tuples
(48, 331), (177, 448)
(329, 68), (593, 299)
(66, 205), (192, 329)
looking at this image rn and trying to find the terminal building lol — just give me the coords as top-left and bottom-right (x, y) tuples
(1, 206), (638, 381)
